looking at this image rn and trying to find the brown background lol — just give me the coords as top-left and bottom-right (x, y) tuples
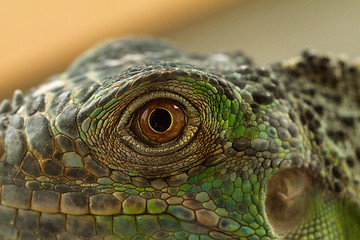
(1, 0), (360, 99)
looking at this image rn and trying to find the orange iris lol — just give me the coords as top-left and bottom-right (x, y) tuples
(137, 99), (186, 143)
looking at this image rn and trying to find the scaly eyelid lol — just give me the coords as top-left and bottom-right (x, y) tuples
(116, 90), (200, 153)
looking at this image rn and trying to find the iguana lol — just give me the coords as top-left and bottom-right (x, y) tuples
(0, 37), (359, 240)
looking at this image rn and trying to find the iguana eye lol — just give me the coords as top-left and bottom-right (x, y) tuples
(77, 77), (208, 177)
(137, 99), (186, 143)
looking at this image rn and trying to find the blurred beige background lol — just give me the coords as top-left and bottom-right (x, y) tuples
(1, 0), (360, 99)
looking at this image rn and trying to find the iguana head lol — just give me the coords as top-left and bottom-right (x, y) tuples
(1, 38), (359, 239)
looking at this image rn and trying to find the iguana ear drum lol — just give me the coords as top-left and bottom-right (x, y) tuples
(264, 168), (311, 235)
(136, 99), (186, 143)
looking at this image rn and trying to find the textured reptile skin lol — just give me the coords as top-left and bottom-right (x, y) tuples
(0, 38), (359, 239)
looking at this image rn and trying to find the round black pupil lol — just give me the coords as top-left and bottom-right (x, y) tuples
(149, 108), (172, 132)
